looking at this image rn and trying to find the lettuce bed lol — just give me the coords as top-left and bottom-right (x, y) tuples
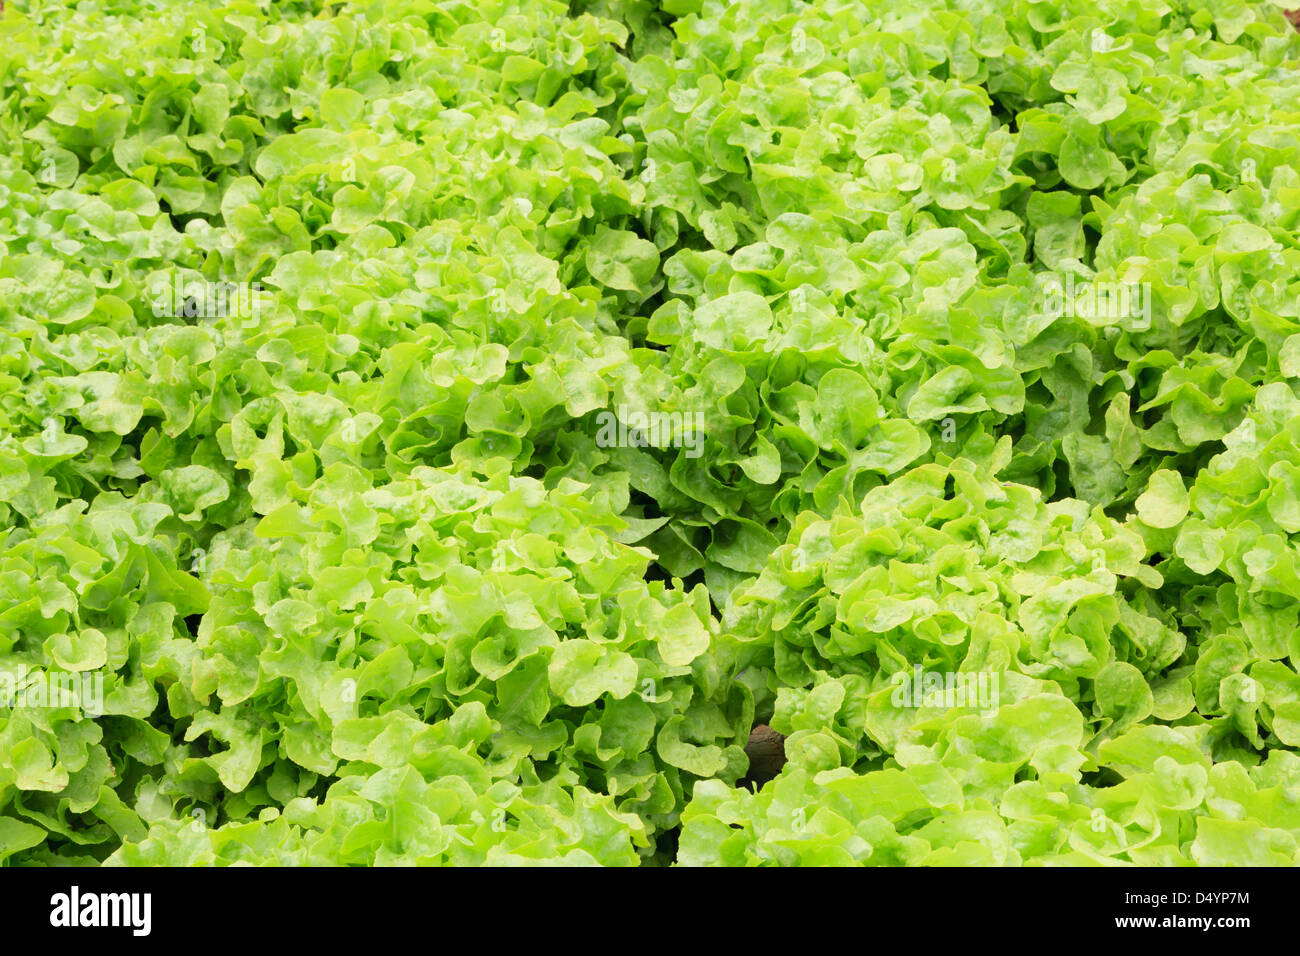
(2, 0), (1300, 866)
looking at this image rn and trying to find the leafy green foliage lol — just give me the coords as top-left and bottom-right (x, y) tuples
(1, 0), (1300, 866)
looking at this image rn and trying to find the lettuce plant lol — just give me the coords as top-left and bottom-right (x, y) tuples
(1, 0), (1300, 866)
